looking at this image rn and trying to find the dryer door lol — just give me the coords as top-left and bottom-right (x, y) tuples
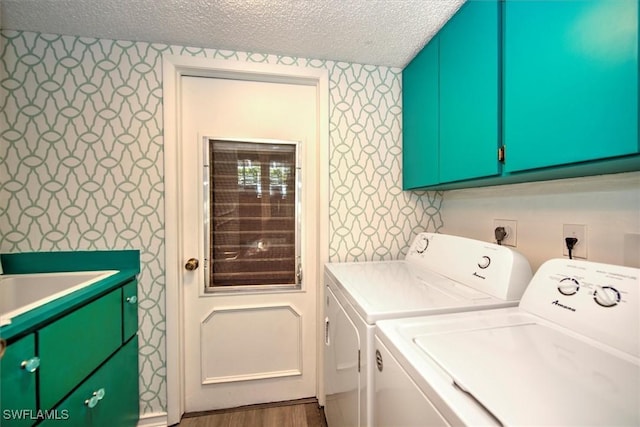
(324, 285), (361, 427)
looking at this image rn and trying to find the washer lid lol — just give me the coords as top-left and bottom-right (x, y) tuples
(326, 261), (501, 323)
(414, 323), (640, 426)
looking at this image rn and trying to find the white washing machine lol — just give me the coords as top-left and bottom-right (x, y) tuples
(375, 258), (640, 426)
(323, 232), (533, 427)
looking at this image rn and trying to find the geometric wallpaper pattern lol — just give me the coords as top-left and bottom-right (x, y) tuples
(0, 30), (442, 414)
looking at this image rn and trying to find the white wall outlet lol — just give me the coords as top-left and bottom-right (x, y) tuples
(493, 219), (517, 247)
(563, 224), (587, 259)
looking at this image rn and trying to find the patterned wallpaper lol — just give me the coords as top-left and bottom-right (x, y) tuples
(0, 30), (442, 414)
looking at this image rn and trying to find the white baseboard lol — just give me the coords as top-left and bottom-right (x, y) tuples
(137, 412), (169, 427)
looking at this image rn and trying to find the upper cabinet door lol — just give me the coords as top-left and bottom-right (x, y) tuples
(504, 0), (639, 173)
(439, 0), (501, 183)
(403, 36), (440, 189)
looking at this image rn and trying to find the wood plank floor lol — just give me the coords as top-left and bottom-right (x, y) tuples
(176, 398), (328, 427)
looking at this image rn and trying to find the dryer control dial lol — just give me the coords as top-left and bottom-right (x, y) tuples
(558, 277), (580, 296)
(477, 256), (491, 269)
(593, 286), (621, 308)
(415, 236), (429, 254)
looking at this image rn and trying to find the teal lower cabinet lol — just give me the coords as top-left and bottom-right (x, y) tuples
(40, 336), (139, 427)
(39, 290), (122, 410)
(0, 265), (139, 427)
(35, 282), (139, 426)
(0, 335), (38, 427)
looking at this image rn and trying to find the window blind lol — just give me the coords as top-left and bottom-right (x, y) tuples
(208, 140), (298, 288)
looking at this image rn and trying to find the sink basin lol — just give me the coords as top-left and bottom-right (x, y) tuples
(0, 270), (118, 326)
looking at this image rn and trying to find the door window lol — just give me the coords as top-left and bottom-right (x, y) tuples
(203, 139), (301, 291)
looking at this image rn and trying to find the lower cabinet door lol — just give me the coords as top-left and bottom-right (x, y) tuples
(122, 280), (138, 342)
(39, 289), (122, 410)
(40, 336), (139, 427)
(0, 334), (37, 427)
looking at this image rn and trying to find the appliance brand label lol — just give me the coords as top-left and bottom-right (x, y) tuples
(551, 300), (576, 312)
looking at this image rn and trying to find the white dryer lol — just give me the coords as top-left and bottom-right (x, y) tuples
(323, 232), (533, 427)
(375, 258), (640, 426)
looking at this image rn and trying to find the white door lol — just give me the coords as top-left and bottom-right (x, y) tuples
(180, 75), (319, 411)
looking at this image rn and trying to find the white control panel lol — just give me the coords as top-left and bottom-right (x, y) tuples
(556, 274), (626, 308)
(405, 232), (532, 301)
(520, 259), (639, 357)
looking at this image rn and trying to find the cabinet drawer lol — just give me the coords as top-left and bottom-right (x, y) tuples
(122, 280), (138, 341)
(39, 289), (122, 410)
(40, 336), (139, 427)
(0, 334), (37, 427)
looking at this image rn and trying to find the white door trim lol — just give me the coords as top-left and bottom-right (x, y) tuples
(162, 54), (329, 425)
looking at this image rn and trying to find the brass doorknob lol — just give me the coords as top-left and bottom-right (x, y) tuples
(185, 258), (199, 271)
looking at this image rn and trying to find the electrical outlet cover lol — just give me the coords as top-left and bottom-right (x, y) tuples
(563, 224), (587, 259)
(493, 219), (517, 247)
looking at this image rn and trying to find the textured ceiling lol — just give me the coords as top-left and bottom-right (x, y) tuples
(0, 0), (464, 68)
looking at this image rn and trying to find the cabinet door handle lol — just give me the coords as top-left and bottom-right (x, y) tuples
(126, 296), (137, 304)
(85, 388), (106, 408)
(20, 357), (40, 373)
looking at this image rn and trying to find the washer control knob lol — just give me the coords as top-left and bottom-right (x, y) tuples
(477, 256), (491, 269)
(558, 277), (580, 296)
(415, 236), (429, 254)
(593, 286), (621, 308)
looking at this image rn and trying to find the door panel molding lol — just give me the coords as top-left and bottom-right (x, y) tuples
(201, 304), (303, 384)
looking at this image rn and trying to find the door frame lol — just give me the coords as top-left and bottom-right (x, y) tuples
(162, 54), (329, 425)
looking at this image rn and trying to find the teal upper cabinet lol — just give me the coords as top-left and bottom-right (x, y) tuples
(403, 35), (439, 189)
(504, 0), (639, 173)
(439, 0), (500, 183)
(403, 0), (500, 189)
(403, 0), (639, 190)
